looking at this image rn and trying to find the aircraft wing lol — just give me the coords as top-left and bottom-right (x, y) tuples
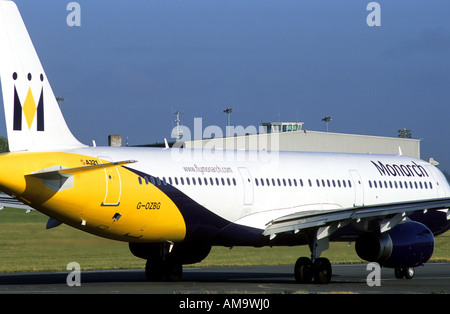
(263, 198), (450, 240)
(0, 193), (34, 212)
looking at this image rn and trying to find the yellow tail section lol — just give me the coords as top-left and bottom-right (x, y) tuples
(0, 152), (186, 242)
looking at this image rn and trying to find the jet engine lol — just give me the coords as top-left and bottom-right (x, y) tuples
(355, 221), (434, 268)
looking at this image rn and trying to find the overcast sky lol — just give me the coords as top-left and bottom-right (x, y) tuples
(3, 0), (450, 171)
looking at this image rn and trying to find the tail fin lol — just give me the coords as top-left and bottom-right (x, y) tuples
(0, 1), (86, 152)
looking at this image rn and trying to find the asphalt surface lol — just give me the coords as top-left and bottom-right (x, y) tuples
(0, 263), (448, 294)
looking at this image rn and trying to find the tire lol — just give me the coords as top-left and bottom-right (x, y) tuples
(313, 258), (332, 284)
(145, 259), (164, 281)
(394, 267), (404, 279)
(164, 259), (183, 282)
(294, 257), (313, 284)
(404, 267), (415, 280)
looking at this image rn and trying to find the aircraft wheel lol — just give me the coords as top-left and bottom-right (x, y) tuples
(404, 267), (415, 279)
(394, 267), (404, 279)
(164, 259), (183, 282)
(294, 257), (313, 284)
(145, 259), (164, 281)
(145, 258), (183, 282)
(313, 257), (332, 284)
(394, 267), (415, 279)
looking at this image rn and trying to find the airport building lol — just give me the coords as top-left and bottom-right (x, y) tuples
(183, 122), (421, 159)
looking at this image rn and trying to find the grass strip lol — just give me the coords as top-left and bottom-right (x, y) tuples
(0, 208), (448, 273)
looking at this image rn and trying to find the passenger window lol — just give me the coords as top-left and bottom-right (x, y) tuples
(138, 177), (142, 185)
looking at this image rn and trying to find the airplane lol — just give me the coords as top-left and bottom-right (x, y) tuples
(0, 1), (449, 284)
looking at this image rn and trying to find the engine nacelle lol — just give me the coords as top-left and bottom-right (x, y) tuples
(355, 221), (434, 268)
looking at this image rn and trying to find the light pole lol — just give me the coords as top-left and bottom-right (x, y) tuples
(224, 107), (233, 137)
(322, 116), (332, 132)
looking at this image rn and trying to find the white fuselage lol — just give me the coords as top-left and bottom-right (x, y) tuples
(68, 146), (450, 237)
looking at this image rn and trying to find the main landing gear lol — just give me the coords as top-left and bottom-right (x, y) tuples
(129, 242), (184, 282)
(129, 242), (212, 282)
(294, 257), (332, 284)
(145, 256), (183, 282)
(294, 231), (332, 284)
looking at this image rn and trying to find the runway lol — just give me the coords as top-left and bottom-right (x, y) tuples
(0, 263), (448, 294)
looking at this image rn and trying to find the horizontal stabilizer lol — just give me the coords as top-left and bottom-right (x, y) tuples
(26, 160), (136, 192)
(28, 160), (137, 178)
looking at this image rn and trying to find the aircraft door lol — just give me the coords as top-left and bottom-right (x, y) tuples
(98, 156), (121, 206)
(424, 165), (444, 198)
(238, 167), (254, 205)
(349, 170), (364, 207)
